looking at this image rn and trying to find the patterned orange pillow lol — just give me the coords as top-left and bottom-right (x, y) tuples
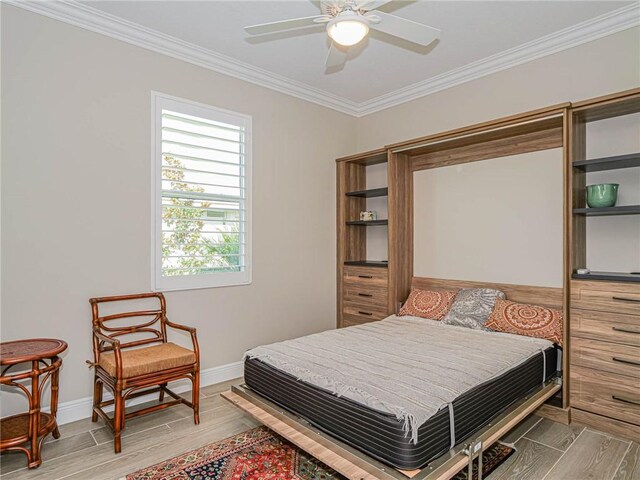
(486, 299), (563, 346)
(399, 289), (457, 320)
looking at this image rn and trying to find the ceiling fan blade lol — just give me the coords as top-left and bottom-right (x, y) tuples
(320, 0), (342, 12)
(369, 11), (440, 46)
(357, 0), (393, 12)
(325, 42), (348, 69)
(245, 16), (327, 35)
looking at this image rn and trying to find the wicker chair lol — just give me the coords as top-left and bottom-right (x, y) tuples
(88, 292), (200, 453)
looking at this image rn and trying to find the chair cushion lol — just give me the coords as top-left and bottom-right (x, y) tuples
(98, 342), (196, 378)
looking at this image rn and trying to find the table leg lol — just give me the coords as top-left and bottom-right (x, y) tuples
(28, 360), (42, 468)
(51, 365), (61, 439)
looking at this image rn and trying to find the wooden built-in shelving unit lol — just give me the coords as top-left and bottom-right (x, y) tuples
(336, 148), (392, 328)
(568, 88), (640, 441)
(336, 147), (412, 329)
(337, 87), (640, 438)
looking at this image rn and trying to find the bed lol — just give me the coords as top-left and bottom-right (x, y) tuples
(222, 278), (564, 480)
(243, 316), (557, 470)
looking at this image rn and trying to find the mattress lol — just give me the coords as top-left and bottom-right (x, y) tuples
(244, 345), (557, 470)
(246, 316), (555, 442)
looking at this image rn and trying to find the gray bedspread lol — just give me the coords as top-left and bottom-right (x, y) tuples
(245, 315), (552, 443)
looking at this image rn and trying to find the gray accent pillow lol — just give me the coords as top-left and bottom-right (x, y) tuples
(442, 288), (506, 330)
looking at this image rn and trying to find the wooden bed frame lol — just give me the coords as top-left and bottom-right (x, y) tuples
(410, 277), (563, 310)
(222, 277), (564, 480)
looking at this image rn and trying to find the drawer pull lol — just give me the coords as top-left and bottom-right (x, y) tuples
(358, 293), (373, 298)
(612, 296), (640, 303)
(358, 275), (373, 279)
(358, 311), (373, 316)
(612, 395), (640, 407)
(612, 327), (640, 335)
(612, 356), (640, 367)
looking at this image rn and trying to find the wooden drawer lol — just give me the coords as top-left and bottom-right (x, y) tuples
(342, 305), (388, 324)
(571, 366), (640, 426)
(343, 283), (388, 309)
(341, 317), (377, 328)
(571, 280), (640, 316)
(571, 337), (640, 378)
(343, 265), (388, 287)
(571, 309), (640, 347)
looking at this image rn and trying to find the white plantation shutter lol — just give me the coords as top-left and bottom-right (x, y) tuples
(152, 93), (252, 290)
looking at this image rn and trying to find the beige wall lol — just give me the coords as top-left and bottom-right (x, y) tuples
(358, 27), (640, 279)
(414, 150), (564, 287)
(0, 5), (357, 415)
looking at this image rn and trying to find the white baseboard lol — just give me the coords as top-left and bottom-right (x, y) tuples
(47, 361), (243, 426)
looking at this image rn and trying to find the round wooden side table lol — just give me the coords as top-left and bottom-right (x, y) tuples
(0, 338), (68, 469)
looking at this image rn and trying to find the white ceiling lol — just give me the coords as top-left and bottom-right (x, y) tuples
(12, 0), (639, 114)
(79, 0), (632, 103)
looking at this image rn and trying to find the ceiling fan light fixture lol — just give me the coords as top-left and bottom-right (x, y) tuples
(327, 14), (369, 47)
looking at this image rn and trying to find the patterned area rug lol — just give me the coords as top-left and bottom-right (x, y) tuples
(124, 426), (342, 480)
(125, 426), (514, 480)
(451, 443), (515, 480)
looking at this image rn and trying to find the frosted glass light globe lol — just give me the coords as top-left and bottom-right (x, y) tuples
(327, 17), (369, 46)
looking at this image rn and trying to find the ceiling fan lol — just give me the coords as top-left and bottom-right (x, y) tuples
(244, 0), (441, 70)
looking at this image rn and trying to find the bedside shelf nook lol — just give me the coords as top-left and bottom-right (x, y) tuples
(337, 147), (404, 330)
(345, 187), (388, 198)
(573, 205), (640, 216)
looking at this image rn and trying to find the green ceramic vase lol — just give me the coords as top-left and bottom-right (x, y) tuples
(586, 183), (619, 208)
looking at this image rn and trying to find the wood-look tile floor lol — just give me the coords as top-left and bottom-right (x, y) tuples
(1, 379), (638, 480)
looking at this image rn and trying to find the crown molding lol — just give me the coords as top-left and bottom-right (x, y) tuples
(4, 0), (361, 116)
(355, 3), (640, 115)
(5, 1), (640, 118)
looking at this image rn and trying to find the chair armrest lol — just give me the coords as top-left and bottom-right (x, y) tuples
(166, 319), (199, 361)
(165, 319), (196, 334)
(91, 329), (123, 378)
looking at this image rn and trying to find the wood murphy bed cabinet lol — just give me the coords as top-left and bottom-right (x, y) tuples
(336, 87), (640, 441)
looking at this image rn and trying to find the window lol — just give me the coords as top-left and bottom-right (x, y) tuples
(152, 93), (251, 290)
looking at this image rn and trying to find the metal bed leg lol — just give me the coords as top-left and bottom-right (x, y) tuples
(463, 439), (483, 480)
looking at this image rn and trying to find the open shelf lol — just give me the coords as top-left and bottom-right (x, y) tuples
(573, 152), (640, 172)
(572, 271), (640, 283)
(336, 148), (388, 166)
(0, 412), (56, 446)
(346, 219), (388, 226)
(345, 187), (388, 198)
(573, 205), (640, 216)
(344, 260), (388, 268)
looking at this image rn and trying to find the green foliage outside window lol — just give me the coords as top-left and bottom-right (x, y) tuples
(162, 155), (242, 275)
